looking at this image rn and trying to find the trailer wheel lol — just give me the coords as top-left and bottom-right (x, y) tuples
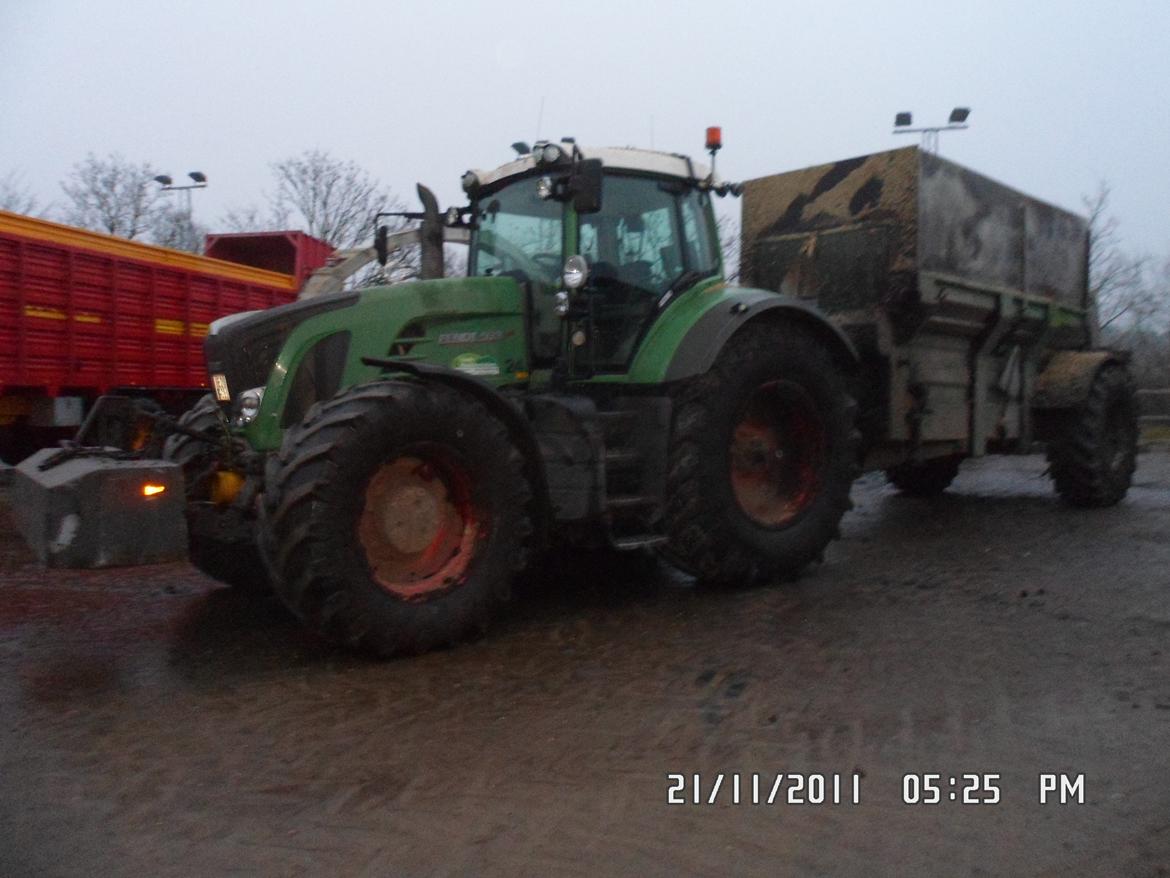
(163, 394), (270, 592)
(261, 380), (534, 657)
(662, 322), (859, 583)
(1046, 364), (1138, 507)
(885, 455), (962, 497)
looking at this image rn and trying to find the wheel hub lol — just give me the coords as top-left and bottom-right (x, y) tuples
(380, 483), (442, 554)
(357, 453), (479, 599)
(729, 380), (826, 528)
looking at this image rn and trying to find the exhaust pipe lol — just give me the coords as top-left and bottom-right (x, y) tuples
(416, 183), (444, 280)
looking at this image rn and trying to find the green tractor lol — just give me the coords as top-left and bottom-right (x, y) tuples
(16, 133), (1134, 657)
(175, 133), (860, 654)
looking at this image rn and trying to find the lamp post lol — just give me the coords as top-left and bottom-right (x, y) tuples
(153, 171), (208, 250)
(892, 108), (970, 154)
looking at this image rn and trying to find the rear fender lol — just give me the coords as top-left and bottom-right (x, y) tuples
(661, 288), (859, 383)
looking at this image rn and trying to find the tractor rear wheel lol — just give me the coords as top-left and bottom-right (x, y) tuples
(261, 380), (534, 657)
(1046, 364), (1138, 507)
(886, 454), (962, 497)
(662, 322), (859, 583)
(164, 394), (270, 592)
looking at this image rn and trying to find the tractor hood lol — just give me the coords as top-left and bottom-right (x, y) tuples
(204, 290), (360, 407)
(221, 275), (528, 451)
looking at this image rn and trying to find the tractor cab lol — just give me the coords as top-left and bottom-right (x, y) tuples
(463, 144), (725, 376)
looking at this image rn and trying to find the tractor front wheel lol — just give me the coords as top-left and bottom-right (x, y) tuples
(261, 380), (534, 657)
(662, 322), (859, 583)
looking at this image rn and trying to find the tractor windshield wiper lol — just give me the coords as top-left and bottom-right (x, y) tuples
(668, 269), (703, 293)
(655, 269), (707, 311)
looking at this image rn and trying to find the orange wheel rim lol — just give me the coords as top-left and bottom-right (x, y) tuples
(729, 380), (826, 528)
(357, 449), (481, 599)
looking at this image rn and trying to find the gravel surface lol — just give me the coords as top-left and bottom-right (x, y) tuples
(1, 453), (1168, 877)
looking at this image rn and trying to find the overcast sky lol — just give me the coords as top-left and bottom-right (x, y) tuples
(2, 0), (1167, 257)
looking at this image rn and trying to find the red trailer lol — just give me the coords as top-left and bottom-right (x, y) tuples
(0, 210), (333, 462)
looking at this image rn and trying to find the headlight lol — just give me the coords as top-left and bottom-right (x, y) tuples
(532, 143), (563, 166)
(461, 170), (480, 194)
(562, 254), (589, 290)
(236, 387), (265, 425)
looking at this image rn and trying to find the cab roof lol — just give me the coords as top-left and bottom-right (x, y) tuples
(471, 146), (716, 191)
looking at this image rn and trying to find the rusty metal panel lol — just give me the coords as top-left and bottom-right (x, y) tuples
(741, 147), (919, 305)
(917, 153), (1087, 307)
(742, 147), (1089, 312)
(1024, 199), (1090, 304)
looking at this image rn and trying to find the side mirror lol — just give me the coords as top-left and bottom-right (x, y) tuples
(569, 159), (602, 214)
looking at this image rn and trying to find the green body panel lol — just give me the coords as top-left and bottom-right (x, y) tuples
(587, 276), (737, 385)
(245, 276), (528, 450)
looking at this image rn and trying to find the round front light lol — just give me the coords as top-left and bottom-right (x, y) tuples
(461, 170), (480, 194)
(541, 144), (561, 164)
(562, 254), (589, 290)
(238, 388), (264, 424)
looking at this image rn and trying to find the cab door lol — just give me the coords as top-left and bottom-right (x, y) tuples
(570, 175), (719, 377)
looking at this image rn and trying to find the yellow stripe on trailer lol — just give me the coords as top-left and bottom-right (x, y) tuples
(23, 305), (211, 338)
(23, 305), (103, 323)
(153, 318), (211, 337)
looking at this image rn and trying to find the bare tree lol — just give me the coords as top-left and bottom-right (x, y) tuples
(443, 243), (468, 278)
(1085, 182), (1148, 331)
(1085, 183), (1170, 386)
(150, 202), (208, 254)
(269, 150), (405, 249)
(220, 204), (286, 235)
(60, 153), (160, 239)
(0, 171), (42, 215)
(223, 150), (425, 284)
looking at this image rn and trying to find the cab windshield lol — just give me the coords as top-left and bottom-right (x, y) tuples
(469, 178), (563, 286)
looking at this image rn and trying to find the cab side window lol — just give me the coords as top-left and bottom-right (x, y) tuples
(680, 189), (718, 275)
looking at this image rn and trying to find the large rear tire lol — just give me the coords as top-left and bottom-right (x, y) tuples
(1046, 364), (1138, 507)
(661, 322), (859, 583)
(261, 380), (534, 657)
(163, 394), (270, 592)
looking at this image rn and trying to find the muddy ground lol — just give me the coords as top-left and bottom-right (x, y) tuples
(1, 454), (1168, 877)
